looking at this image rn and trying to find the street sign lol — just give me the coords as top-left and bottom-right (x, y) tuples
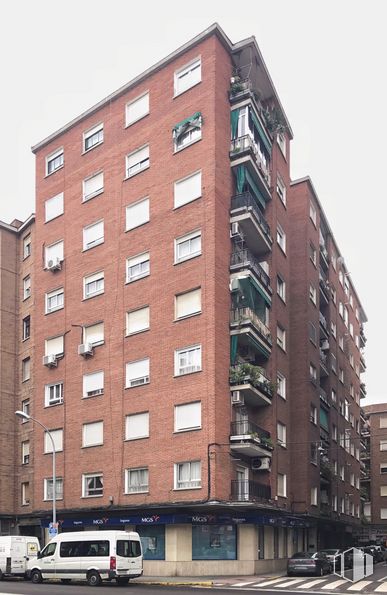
(48, 522), (58, 538)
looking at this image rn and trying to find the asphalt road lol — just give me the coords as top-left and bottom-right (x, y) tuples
(0, 584), (223, 595)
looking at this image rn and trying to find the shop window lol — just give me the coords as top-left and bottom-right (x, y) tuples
(192, 525), (236, 560)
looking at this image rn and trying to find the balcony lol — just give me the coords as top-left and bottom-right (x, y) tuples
(320, 503), (332, 517)
(230, 364), (273, 407)
(360, 353), (366, 373)
(230, 307), (272, 359)
(230, 136), (271, 198)
(319, 272), (330, 305)
(230, 193), (272, 257)
(319, 349), (329, 377)
(360, 326), (367, 347)
(230, 421), (273, 458)
(319, 312), (329, 337)
(320, 387), (330, 407)
(360, 383), (367, 398)
(319, 242), (329, 270)
(230, 479), (271, 502)
(230, 250), (272, 298)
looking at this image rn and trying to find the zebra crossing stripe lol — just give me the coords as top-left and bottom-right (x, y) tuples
(257, 578), (291, 586)
(347, 580), (373, 591)
(272, 578), (307, 588)
(375, 583), (387, 592)
(297, 578), (327, 588)
(232, 582), (257, 587)
(321, 579), (347, 589)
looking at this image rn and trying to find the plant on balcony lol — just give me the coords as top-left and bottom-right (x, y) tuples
(260, 435), (274, 450)
(230, 363), (263, 387)
(263, 106), (286, 135)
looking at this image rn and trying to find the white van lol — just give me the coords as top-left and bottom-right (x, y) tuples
(27, 530), (143, 586)
(0, 535), (40, 579)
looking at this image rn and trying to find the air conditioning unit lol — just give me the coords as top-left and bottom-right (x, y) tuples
(78, 343), (93, 357)
(321, 339), (330, 351)
(42, 354), (57, 367)
(230, 222), (242, 238)
(251, 457), (271, 471)
(231, 391), (244, 405)
(47, 257), (62, 271)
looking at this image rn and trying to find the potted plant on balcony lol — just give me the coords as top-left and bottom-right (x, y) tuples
(260, 436), (274, 450)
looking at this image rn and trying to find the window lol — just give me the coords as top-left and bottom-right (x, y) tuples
(45, 382), (64, 407)
(125, 468), (149, 493)
(331, 353), (337, 374)
(126, 92), (149, 126)
(175, 288), (201, 319)
(276, 224), (286, 253)
(277, 422), (286, 447)
(311, 487), (318, 506)
(331, 321), (337, 337)
(175, 345), (201, 376)
(23, 275), (31, 299)
(380, 440), (387, 451)
(344, 306), (349, 328)
(381, 464), (387, 474)
(339, 368), (344, 383)
(276, 326), (286, 350)
(276, 175), (286, 205)
(125, 412), (149, 440)
(309, 284), (317, 304)
(45, 287), (64, 313)
(331, 388), (337, 403)
(83, 322), (104, 346)
(46, 148), (64, 175)
(126, 197), (149, 231)
(22, 316), (30, 340)
(380, 417), (387, 429)
(381, 487), (387, 497)
(45, 335), (64, 357)
(126, 358), (150, 388)
(332, 495), (337, 511)
(175, 402), (201, 432)
(83, 220), (104, 250)
(175, 229), (201, 262)
(44, 429), (63, 453)
(174, 171), (202, 209)
(82, 473), (103, 497)
(21, 482), (30, 506)
(277, 372), (286, 399)
(83, 171), (104, 201)
(174, 461), (201, 489)
(310, 443), (317, 464)
(83, 371), (104, 398)
(84, 271), (104, 299)
(126, 306), (150, 335)
(332, 424), (337, 441)
(331, 287), (337, 304)
(192, 524), (236, 561)
(309, 201), (317, 226)
(277, 132), (286, 157)
(340, 465), (345, 480)
(310, 243), (317, 266)
(21, 398), (30, 419)
(339, 336), (344, 350)
(310, 405), (317, 424)
(82, 421), (103, 448)
(126, 252), (150, 283)
(277, 275), (286, 301)
(277, 473), (287, 497)
(309, 322), (317, 345)
(174, 57), (201, 96)
(83, 123), (103, 152)
(22, 357), (30, 382)
(350, 473), (355, 487)
(22, 441), (30, 464)
(382, 509), (387, 520)
(350, 353), (354, 368)
(23, 234), (31, 259)
(45, 192), (64, 222)
(349, 322), (354, 337)
(310, 363), (317, 382)
(44, 478), (63, 501)
(45, 240), (64, 268)
(126, 145), (149, 178)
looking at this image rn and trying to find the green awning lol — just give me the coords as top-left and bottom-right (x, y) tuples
(250, 109), (272, 155)
(249, 275), (271, 307)
(230, 109), (240, 140)
(173, 112), (202, 136)
(320, 408), (329, 430)
(245, 168), (267, 210)
(236, 165), (246, 194)
(247, 333), (271, 359)
(235, 277), (269, 312)
(230, 335), (238, 364)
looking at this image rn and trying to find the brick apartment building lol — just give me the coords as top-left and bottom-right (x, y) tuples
(358, 405), (387, 545)
(0, 23), (367, 574)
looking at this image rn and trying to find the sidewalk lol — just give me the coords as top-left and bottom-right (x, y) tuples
(132, 572), (286, 587)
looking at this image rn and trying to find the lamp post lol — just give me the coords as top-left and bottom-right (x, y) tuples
(15, 411), (56, 526)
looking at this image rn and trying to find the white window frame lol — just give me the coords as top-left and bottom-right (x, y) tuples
(276, 175), (286, 205)
(277, 275), (286, 301)
(277, 422), (286, 448)
(82, 421), (104, 448)
(126, 306), (150, 336)
(83, 271), (104, 300)
(174, 344), (202, 376)
(125, 197), (150, 231)
(277, 132), (286, 158)
(45, 334), (64, 357)
(22, 398), (30, 418)
(45, 287), (64, 314)
(175, 229), (201, 263)
(44, 477), (63, 501)
(125, 412), (149, 441)
(22, 357), (30, 382)
(83, 171), (104, 202)
(125, 357), (150, 388)
(125, 467), (149, 494)
(174, 402), (201, 432)
(83, 370), (104, 398)
(126, 144), (149, 178)
(22, 440), (30, 465)
(23, 234), (31, 259)
(83, 322), (104, 347)
(83, 123), (103, 153)
(309, 284), (317, 305)
(174, 123), (202, 152)
(175, 288), (201, 320)
(309, 201), (317, 226)
(174, 57), (201, 97)
(45, 240), (64, 268)
(44, 382), (64, 407)
(82, 473), (103, 498)
(174, 461), (201, 490)
(277, 372), (286, 400)
(46, 148), (64, 176)
(277, 473), (287, 497)
(126, 252), (150, 283)
(23, 276), (31, 300)
(83, 220), (104, 251)
(125, 91), (150, 127)
(21, 482), (30, 506)
(276, 326), (286, 351)
(311, 487), (318, 506)
(276, 224), (286, 253)
(44, 429), (63, 453)
(174, 170), (202, 209)
(45, 192), (64, 222)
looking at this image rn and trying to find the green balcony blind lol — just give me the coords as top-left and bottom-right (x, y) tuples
(230, 109), (240, 140)
(250, 109), (272, 155)
(173, 112), (202, 137)
(320, 407), (329, 430)
(245, 168), (267, 210)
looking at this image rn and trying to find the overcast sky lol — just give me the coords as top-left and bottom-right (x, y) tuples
(0, 0), (384, 404)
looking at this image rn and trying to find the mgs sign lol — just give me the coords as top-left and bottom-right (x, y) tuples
(334, 547), (373, 583)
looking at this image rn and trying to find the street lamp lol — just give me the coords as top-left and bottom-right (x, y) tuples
(15, 411), (56, 526)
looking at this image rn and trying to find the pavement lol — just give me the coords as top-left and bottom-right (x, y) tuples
(132, 573), (283, 587)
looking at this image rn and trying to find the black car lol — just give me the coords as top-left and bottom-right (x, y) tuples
(287, 552), (331, 576)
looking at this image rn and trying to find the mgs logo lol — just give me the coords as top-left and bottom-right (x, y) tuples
(334, 547), (374, 583)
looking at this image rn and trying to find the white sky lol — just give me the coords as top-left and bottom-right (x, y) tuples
(0, 0), (384, 404)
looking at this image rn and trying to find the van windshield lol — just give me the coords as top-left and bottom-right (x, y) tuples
(117, 540), (141, 558)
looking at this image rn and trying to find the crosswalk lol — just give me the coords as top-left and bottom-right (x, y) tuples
(223, 575), (387, 592)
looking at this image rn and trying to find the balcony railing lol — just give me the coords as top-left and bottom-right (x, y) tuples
(319, 311), (328, 333)
(230, 364), (273, 398)
(230, 420), (271, 441)
(231, 479), (271, 502)
(230, 250), (271, 293)
(230, 307), (272, 346)
(320, 387), (330, 407)
(230, 135), (271, 187)
(231, 192), (272, 243)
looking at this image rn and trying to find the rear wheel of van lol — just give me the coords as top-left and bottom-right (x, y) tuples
(116, 577), (130, 585)
(31, 570), (43, 584)
(61, 579), (72, 584)
(87, 570), (102, 586)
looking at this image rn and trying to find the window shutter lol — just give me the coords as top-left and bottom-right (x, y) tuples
(126, 198), (149, 231)
(45, 241), (64, 266)
(176, 289), (201, 318)
(126, 93), (149, 126)
(127, 252), (149, 268)
(126, 412), (149, 440)
(84, 323), (104, 345)
(83, 421), (103, 447)
(126, 358), (149, 384)
(84, 172), (104, 199)
(45, 429), (63, 453)
(175, 402), (201, 431)
(83, 371), (104, 397)
(45, 193), (64, 222)
(174, 171), (201, 208)
(127, 307), (149, 334)
(83, 221), (104, 249)
(45, 335), (64, 356)
(127, 146), (149, 169)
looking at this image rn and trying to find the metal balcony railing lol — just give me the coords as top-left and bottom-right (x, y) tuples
(229, 364), (273, 398)
(231, 479), (271, 502)
(319, 311), (328, 332)
(230, 307), (272, 346)
(230, 250), (271, 292)
(231, 192), (272, 242)
(230, 135), (271, 187)
(230, 420), (271, 441)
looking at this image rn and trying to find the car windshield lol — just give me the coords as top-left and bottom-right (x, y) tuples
(291, 552), (312, 559)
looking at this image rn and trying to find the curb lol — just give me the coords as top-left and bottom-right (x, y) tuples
(132, 579), (214, 587)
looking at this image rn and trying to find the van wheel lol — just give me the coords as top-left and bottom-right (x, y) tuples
(87, 571), (102, 586)
(116, 577), (130, 585)
(61, 579), (72, 584)
(31, 570), (43, 584)
(0, 570), (3, 580)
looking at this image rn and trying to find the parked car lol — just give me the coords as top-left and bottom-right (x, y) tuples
(287, 552), (331, 576)
(0, 536), (40, 580)
(318, 549), (340, 571)
(363, 545), (384, 563)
